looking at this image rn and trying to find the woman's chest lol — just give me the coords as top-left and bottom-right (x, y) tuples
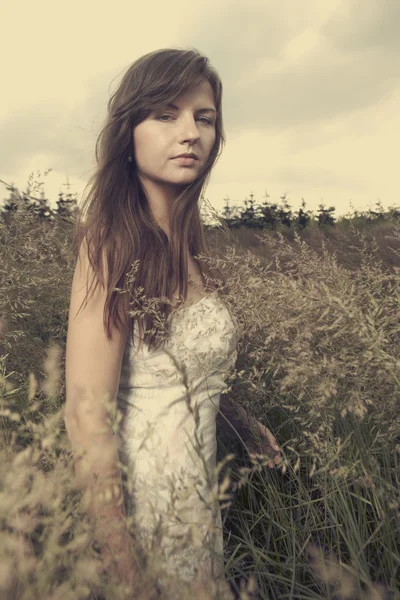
(171, 255), (208, 309)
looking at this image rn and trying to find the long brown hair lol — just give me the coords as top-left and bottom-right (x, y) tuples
(72, 47), (228, 352)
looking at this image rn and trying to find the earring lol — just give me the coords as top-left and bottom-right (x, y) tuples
(128, 156), (133, 162)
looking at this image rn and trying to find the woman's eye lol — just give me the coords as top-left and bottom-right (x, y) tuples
(157, 114), (213, 126)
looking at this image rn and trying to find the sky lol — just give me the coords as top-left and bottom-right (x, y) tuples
(1, 0), (399, 222)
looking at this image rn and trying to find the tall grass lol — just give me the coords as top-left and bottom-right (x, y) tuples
(0, 178), (399, 599)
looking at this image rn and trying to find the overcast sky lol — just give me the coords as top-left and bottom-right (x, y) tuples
(1, 0), (399, 220)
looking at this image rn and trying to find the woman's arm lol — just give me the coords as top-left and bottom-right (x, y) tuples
(217, 396), (282, 469)
(64, 238), (134, 559)
(216, 396), (253, 442)
(65, 402), (127, 536)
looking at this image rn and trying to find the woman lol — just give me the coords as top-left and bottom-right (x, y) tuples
(64, 47), (240, 597)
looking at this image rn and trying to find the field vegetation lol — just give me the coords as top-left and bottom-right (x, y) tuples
(0, 173), (399, 599)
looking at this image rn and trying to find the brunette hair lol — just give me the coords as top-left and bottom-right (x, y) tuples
(72, 47), (228, 352)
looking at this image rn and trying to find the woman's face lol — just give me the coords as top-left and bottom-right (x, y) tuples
(133, 80), (217, 194)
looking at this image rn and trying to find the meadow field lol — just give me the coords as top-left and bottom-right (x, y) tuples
(0, 181), (399, 599)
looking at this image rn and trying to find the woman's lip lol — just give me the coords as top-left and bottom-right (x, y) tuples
(173, 156), (197, 164)
(173, 155), (198, 159)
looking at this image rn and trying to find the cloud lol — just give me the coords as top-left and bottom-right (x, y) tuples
(1, 0), (399, 216)
(183, 0), (400, 136)
(322, 0), (400, 53)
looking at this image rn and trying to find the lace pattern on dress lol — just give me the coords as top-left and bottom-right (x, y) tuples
(116, 291), (239, 585)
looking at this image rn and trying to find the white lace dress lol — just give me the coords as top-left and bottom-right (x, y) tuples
(116, 289), (239, 589)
